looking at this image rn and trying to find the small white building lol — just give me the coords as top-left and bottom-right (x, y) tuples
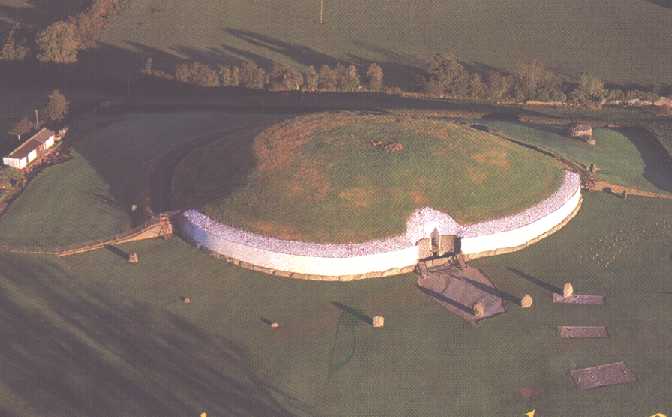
(2, 128), (56, 170)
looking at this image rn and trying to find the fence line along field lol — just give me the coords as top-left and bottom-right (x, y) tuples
(90, 0), (672, 87)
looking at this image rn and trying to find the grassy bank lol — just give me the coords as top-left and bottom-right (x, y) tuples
(483, 120), (672, 194)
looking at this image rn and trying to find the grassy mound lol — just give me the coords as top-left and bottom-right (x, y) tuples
(173, 113), (564, 242)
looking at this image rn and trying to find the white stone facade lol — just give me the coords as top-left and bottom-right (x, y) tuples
(177, 171), (582, 278)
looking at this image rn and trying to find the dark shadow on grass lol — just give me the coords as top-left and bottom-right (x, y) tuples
(418, 287), (474, 315)
(643, 0), (672, 8)
(331, 302), (372, 325)
(104, 244), (128, 259)
(508, 268), (562, 295)
(461, 277), (522, 305)
(0, 254), (305, 417)
(617, 127), (672, 193)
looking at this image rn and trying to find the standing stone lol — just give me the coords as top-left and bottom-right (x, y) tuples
(563, 282), (574, 298)
(520, 294), (534, 308)
(128, 252), (139, 264)
(472, 302), (485, 318)
(372, 315), (385, 328)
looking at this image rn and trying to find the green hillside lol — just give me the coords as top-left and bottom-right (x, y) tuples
(90, 0), (672, 87)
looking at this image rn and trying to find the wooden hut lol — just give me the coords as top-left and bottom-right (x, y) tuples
(568, 123), (595, 145)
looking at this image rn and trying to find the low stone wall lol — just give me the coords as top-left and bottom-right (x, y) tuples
(177, 171), (582, 280)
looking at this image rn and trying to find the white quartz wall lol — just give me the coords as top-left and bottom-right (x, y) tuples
(177, 171), (582, 277)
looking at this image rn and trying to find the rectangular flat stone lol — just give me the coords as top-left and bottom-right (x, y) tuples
(559, 326), (608, 338)
(553, 293), (605, 304)
(571, 362), (636, 390)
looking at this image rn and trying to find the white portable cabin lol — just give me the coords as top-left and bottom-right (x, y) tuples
(2, 128), (56, 170)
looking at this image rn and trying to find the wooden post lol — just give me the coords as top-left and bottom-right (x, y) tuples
(320, 0), (324, 24)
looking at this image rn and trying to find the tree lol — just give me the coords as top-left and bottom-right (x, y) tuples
(425, 53), (468, 97)
(318, 65), (338, 91)
(9, 117), (33, 141)
(335, 63), (360, 92)
(269, 63), (304, 91)
(366, 63), (384, 92)
(239, 61), (266, 89)
(468, 73), (486, 99)
(571, 73), (605, 104)
(514, 59), (563, 101)
(485, 70), (513, 100)
(0, 27), (30, 61)
(303, 65), (318, 92)
(45, 90), (70, 122)
(36, 20), (81, 64)
(175, 62), (219, 87)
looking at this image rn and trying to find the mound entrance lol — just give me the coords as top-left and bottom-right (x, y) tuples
(172, 113), (565, 243)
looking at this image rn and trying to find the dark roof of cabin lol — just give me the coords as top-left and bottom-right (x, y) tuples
(5, 128), (55, 160)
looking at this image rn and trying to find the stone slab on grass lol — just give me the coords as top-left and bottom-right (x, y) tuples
(559, 326), (608, 338)
(553, 293), (604, 304)
(570, 362), (636, 390)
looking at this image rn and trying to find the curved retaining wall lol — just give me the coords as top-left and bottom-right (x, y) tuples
(177, 171), (581, 280)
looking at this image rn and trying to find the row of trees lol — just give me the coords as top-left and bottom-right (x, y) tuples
(0, 0), (124, 64)
(8, 90), (69, 141)
(144, 58), (385, 93)
(424, 53), (661, 106)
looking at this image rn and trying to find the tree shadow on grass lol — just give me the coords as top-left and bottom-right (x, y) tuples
(508, 268), (562, 295)
(643, 0), (672, 8)
(617, 127), (672, 193)
(0, 254), (305, 417)
(104, 244), (128, 259)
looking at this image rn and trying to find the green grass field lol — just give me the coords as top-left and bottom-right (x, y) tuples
(483, 120), (672, 193)
(173, 114), (564, 242)
(0, 111), (281, 249)
(86, 0), (672, 88)
(0, 191), (670, 417)
(0, 149), (130, 248)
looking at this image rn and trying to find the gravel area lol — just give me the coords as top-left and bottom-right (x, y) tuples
(180, 171), (580, 258)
